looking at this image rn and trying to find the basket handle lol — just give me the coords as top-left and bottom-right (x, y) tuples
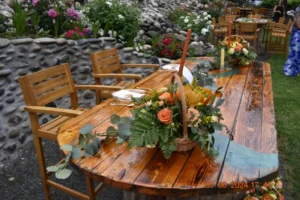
(171, 72), (188, 140)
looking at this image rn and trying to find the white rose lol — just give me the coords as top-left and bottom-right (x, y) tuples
(207, 20), (212, 25)
(204, 5), (209, 8)
(106, 1), (112, 7)
(207, 15), (211, 19)
(203, 12), (207, 16)
(228, 48), (235, 55)
(187, 23), (192, 28)
(204, 17), (208, 20)
(243, 48), (249, 55)
(184, 18), (189, 23)
(211, 116), (218, 123)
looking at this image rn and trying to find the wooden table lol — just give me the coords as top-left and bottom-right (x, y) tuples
(57, 61), (278, 199)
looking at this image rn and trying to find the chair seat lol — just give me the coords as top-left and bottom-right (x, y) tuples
(38, 107), (88, 140)
(101, 81), (134, 99)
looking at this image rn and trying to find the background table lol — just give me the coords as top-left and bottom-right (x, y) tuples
(57, 61), (278, 199)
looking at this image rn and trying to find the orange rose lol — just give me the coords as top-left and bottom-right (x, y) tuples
(159, 92), (175, 105)
(276, 180), (283, 189)
(157, 108), (172, 125)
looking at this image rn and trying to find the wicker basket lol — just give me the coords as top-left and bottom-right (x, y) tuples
(171, 72), (213, 152)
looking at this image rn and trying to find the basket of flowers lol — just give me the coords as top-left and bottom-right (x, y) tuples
(220, 35), (257, 67)
(103, 29), (226, 158)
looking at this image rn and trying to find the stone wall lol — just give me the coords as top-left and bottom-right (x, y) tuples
(0, 37), (165, 161)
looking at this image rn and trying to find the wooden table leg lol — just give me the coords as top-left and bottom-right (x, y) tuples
(123, 191), (245, 200)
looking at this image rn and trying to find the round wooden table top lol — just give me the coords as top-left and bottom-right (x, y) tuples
(57, 61), (278, 197)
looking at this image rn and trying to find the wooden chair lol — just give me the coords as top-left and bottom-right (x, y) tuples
(212, 21), (230, 44)
(231, 7), (241, 17)
(266, 22), (291, 58)
(248, 14), (262, 19)
(238, 22), (260, 52)
(18, 63), (122, 200)
(260, 8), (269, 18)
(225, 14), (238, 23)
(278, 17), (284, 23)
(91, 48), (160, 104)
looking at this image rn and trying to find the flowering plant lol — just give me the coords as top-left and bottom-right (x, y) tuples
(244, 178), (284, 200)
(150, 34), (186, 59)
(105, 77), (225, 159)
(175, 11), (214, 36)
(64, 26), (92, 39)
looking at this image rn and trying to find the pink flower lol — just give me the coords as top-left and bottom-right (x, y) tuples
(78, 32), (84, 37)
(66, 8), (79, 20)
(83, 28), (88, 33)
(48, 9), (58, 18)
(74, 26), (79, 32)
(158, 101), (164, 106)
(32, 0), (39, 6)
(65, 30), (74, 38)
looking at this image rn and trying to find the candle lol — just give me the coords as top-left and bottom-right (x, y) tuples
(220, 48), (225, 69)
(179, 29), (192, 78)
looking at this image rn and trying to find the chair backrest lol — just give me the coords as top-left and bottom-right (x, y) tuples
(260, 8), (269, 16)
(239, 22), (258, 34)
(248, 14), (261, 19)
(225, 14), (237, 23)
(269, 21), (291, 31)
(212, 17), (216, 25)
(90, 48), (121, 75)
(231, 7), (240, 15)
(253, 8), (261, 15)
(218, 16), (226, 23)
(18, 63), (78, 108)
(278, 17), (284, 23)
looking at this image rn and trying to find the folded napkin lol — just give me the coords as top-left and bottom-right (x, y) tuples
(161, 64), (193, 84)
(112, 89), (145, 101)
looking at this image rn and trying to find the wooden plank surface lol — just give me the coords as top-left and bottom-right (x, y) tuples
(57, 61), (278, 196)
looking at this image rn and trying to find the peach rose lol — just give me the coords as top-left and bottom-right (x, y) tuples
(157, 108), (172, 125)
(158, 101), (164, 106)
(276, 180), (283, 189)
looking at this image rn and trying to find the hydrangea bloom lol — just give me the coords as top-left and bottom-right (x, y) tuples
(66, 8), (79, 20)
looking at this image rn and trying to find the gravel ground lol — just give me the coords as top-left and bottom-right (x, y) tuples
(0, 140), (123, 200)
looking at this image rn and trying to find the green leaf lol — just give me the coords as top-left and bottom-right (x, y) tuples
(65, 153), (71, 163)
(46, 165), (60, 172)
(213, 123), (223, 131)
(116, 138), (124, 144)
(55, 168), (72, 179)
(90, 138), (100, 153)
(118, 123), (131, 137)
(71, 148), (82, 160)
(80, 124), (94, 135)
(106, 126), (118, 136)
(120, 117), (132, 124)
(215, 98), (225, 107)
(110, 114), (121, 125)
(60, 144), (73, 152)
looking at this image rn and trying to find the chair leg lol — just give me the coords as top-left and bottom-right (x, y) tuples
(95, 78), (102, 104)
(33, 135), (51, 200)
(85, 175), (96, 200)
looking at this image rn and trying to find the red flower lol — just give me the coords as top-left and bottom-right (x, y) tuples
(78, 32), (84, 37)
(74, 26), (79, 32)
(162, 38), (173, 46)
(155, 43), (159, 47)
(161, 49), (168, 56)
(65, 30), (74, 38)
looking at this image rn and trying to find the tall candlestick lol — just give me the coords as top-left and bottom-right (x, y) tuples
(220, 48), (225, 71)
(179, 29), (192, 78)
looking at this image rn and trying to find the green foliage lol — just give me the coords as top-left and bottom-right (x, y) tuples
(0, 14), (9, 34)
(167, 6), (190, 22)
(47, 124), (101, 179)
(12, 0), (26, 36)
(83, 0), (140, 46)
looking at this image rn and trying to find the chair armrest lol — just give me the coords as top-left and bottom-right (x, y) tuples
(75, 85), (123, 91)
(120, 64), (160, 69)
(25, 106), (83, 117)
(93, 73), (142, 80)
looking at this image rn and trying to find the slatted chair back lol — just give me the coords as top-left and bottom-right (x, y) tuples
(231, 7), (240, 16)
(212, 17), (216, 25)
(248, 14), (261, 19)
(239, 22), (258, 35)
(225, 14), (237, 23)
(278, 17), (284, 23)
(218, 16), (226, 23)
(252, 8), (261, 15)
(260, 8), (269, 17)
(19, 63), (78, 109)
(90, 48), (121, 75)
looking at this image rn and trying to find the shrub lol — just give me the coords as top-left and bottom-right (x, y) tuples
(175, 11), (214, 36)
(83, 0), (140, 46)
(167, 6), (190, 22)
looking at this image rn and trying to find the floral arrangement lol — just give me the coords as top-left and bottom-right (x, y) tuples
(214, 36), (257, 67)
(244, 178), (284, 200)
(105, 77), (225, 159)
(175, 11), (214, 36)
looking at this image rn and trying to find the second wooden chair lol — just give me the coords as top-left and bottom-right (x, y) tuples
(238, 22), (260, 52)
(91, 48), (160, 104)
